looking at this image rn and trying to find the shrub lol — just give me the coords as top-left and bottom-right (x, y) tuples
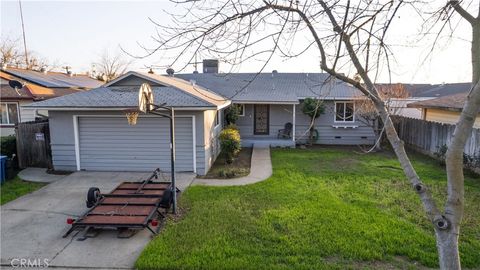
(219, 127), (241, 164)
(434, 144), (480, 173)
(224, 105), (241, 125)
(301, 98), (325, 144)
(0, 136), (17, 158)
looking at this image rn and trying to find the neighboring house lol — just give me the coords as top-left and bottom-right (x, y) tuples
(25, 68), (375, 175)
(407, 92), (480, 128)
(385, 83), (472, 119)
(0, 67), (102, 136)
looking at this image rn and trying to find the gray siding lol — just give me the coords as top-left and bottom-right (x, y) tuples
(78, 117), (194, 172)
(48, 110), (212, 175)
(235, 101), (375, 145)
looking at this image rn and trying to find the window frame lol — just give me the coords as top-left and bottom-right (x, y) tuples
(334, 101), (355, 123)
(0, 102), (20, 126)
(237, 104), (245, 117)
(214, 109), (221, 128)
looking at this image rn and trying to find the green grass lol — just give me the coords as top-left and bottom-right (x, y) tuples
(1, 176), (46, 205)
(136, 148), (480, 270)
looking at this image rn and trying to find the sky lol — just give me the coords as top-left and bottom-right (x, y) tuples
(0, 0), (476, 83)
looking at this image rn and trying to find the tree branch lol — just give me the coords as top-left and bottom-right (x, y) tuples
(448, 0), (476, 25)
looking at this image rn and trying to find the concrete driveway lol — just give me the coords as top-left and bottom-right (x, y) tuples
(1, 171), (194, 269)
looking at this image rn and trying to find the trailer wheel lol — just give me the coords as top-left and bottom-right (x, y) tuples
(86, 187), (101, 208)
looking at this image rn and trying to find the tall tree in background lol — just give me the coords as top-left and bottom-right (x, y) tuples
(1, 37), (57, 70)
(140, 1), (479, 268)
(94, 50), (131, 82)
(0, 37), (22, 68)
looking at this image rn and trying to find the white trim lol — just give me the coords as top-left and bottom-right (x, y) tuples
(23, 106), (217, 111)
(72, 114), (196, 172)
(214, 110), (221, 129)
(297, 97), (366, 100)
(235, 101), (299, 105)
(103, 71), (161, 87)
(332, 125), (358, 129)
(237, 104), (245, 117)
(217, 100), (231, 110)
(0, 102), (20, 125)
(292, 104), (296, 142)
(334, 101), (355, 123)
(104, 72), (231, 109)
(73, 115), (80, 171)
(191, 115), (197, 174)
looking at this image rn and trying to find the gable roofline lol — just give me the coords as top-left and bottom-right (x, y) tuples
(104, 71), (230, 109)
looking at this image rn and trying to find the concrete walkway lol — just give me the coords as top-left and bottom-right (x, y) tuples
(193, 145), (272, 186)
(18, 167), (68, 183)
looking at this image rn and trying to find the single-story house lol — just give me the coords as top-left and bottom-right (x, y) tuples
(177, 71), (375, 146)
(26, 68), (375, 175)
(0, 67), (102, 136)
(407, 92), (480, 128)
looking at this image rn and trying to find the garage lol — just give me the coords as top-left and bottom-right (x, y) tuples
(77, 116), (195, 172)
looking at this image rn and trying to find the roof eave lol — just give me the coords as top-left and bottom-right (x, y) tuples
(21, 106), (218, 111)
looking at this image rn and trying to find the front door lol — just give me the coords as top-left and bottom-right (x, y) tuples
(254, 104), (269, 135)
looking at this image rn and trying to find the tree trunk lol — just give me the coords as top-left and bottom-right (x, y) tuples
(440, 18), (480, 270)
(435, 225), (461, 270)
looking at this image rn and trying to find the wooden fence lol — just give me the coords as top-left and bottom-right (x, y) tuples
(392, 116), (480, 157)
(15, 120), (52, 169)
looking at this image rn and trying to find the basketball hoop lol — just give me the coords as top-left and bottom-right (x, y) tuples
(139, 83), (154, 113)
(125, 109), (139, 125)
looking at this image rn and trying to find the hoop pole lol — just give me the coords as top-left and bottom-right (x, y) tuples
(169, 107), (177, 214)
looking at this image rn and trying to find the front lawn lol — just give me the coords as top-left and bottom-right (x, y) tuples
(1, 176), (46, 205)
(137, 148), (480, 269)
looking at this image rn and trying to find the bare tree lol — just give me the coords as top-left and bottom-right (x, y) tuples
(138, 1), (479, 268)
(0, 37), (23, 68)
(355, 83), (410, 150)
(1, 37), (57, 70)
(94, 49), (131, 82)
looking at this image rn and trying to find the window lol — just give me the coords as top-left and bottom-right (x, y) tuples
(335, 102), (354, 122)
(0, 103), (19, 125)
(215, 110), (221, 127)
(237, 104), (245, 116)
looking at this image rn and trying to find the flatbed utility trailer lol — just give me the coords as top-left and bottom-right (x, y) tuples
(63, 168), (174, 239)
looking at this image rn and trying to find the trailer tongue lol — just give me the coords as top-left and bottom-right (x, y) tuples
(63, 168), (175, 239)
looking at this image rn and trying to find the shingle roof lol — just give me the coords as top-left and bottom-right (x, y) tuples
(2, 68), (102, 89)
(407, 92), (468, 111)
(0, 76), (33, 99)
(24, 86), (218, 109)
(402, 83), (472, 98)
(176, 73), (362, 102)
(120, 72), (228, 107)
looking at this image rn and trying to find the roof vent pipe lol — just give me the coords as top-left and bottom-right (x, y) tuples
(272, 70), (278, 74)
(166, 68), (175, 76)
(190, 79), (196, 86)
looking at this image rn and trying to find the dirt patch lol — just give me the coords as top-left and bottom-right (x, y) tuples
(199, 148), (252, 179)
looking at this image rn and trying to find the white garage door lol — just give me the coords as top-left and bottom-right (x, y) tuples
(77, 116), (195, 172)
